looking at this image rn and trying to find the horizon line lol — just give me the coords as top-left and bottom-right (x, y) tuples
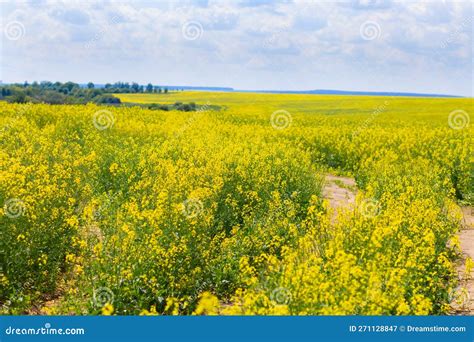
(0, 80), (469, 98)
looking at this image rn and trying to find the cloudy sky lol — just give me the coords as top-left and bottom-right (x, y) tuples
(0, 0), (472, 95)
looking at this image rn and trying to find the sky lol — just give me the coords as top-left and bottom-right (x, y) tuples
(0, 0), (472, 96)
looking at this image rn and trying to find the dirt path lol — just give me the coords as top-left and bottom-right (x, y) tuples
(322, 174), (357, 218)
(322, 174), (474, 314)
(453, 206), (474, 314)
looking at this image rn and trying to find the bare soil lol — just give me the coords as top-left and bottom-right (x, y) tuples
(322, 174), (357, 218)
(453, 206), (474, 314)
(322, 174), (474, 315)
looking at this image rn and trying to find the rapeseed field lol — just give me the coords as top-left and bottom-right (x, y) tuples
(1, 92), (472, 315)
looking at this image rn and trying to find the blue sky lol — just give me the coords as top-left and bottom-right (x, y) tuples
(1, 0), (472, 96)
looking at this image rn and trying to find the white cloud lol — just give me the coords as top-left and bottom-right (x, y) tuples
(0, 0), (471, 95)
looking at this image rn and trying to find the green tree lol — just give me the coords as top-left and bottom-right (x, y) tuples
(131, 83), (140, 93)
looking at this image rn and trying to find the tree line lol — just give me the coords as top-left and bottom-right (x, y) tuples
(102, 82), (174, 94)
(0, 81), (211, 112)
(0, 81), (181, 105)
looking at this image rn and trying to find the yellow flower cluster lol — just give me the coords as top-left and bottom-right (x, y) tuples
(0, 92), (471, 315)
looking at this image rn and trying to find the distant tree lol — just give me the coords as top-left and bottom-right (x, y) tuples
(158, 88), (162, 93)
(62, 82), (79, 92)
(87, 89), (102, 98)
(148, 103), (170, 111)
(104, 83), (112, 89)
(131, 82), (140, 93)
(87, 82), (95, 89)
(40, 81), (53, 89)
(7, 91), (27, 103)
(37, 90), (68, 104)
(164, 88), (168, 94)
(1, 88), (11, 96)
(146, 83), (153, 93)
(93, 94), (121, 104)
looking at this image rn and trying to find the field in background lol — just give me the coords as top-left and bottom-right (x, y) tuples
(1, 92), (472, 315)
(117, 91), (470, 120)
